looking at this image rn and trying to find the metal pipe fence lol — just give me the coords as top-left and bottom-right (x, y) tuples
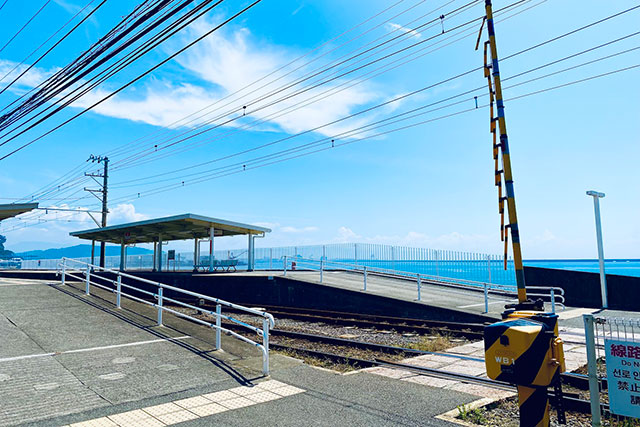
(16, 242), (517, 285)
(57, 257), (274, 375)
(584, 314), (640, 426)
(283, 256), (564, 313)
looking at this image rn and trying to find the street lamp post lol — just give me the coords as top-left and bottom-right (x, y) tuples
(586, 190), (607, 308)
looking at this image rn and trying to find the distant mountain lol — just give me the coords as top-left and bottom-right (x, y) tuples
(15, 244), (153, 260)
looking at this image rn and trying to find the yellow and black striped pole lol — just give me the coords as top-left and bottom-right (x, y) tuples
(484, 0), (527, 303)
(517, 386), (550, 427)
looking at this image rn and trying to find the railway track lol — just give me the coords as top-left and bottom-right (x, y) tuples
(271, 342), (603, 415)
(209, 303), (486, 340)
(172, 301), (601, 414)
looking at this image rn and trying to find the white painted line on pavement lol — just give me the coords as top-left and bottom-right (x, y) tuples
(0, 336), (191, 363)
(457, 300), (510, 309)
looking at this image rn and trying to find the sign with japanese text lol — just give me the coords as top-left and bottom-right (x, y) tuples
(606, 338), (640, 418)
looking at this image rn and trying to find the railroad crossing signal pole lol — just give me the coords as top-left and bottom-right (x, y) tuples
(481, 3), (567, 426)
(484, 0), (527, 303)
(84, 155), (109, 268)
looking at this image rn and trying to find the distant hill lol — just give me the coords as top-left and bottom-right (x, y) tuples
(16, 244), (153, 260)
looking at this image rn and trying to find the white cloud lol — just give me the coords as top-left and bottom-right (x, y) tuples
(335, 226), (361, 243)
(109, 203), (149, 223)
(1, 18), (384, 142)
(386, 23), (422, 39)
(0, 59), (58, 89)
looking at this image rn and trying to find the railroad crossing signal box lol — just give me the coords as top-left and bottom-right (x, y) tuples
(484, 311), (565, 387)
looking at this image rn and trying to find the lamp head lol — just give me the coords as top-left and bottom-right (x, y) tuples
(586, 190), (605, 198)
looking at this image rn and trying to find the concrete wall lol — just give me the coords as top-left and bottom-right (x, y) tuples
(524, 266), (640, 311)
(0, 270), (494, 323)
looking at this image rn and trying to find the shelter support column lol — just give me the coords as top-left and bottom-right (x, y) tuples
(91, 240), (95, 266)
(209, 227), (215, 272)
(193, 237), (198, 271)
(153, 241), (157, 272)
(157, 235), (163, 272)
(119, 238), (125, 271)
(248, 234), (254, 272)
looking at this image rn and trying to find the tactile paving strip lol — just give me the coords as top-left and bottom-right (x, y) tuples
(66, 380), (305, 426)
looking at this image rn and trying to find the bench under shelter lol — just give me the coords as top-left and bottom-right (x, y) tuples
(69, 213), (270, 272)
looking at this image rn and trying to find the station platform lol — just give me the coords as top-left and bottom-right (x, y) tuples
(0, 276), (482, 426)
(206, 269), (598, 324)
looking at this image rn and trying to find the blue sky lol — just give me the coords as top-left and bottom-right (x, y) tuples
(0, 0), (638, 259)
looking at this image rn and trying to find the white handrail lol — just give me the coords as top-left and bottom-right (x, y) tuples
(282, 256), (565, 313)
(57, 257), (273, 375)
(284, 255), (514, 291)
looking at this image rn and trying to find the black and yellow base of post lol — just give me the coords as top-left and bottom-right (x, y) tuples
(517, 385), (550, 427)
(484, 311), (564, 427)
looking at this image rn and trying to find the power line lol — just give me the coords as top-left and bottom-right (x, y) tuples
(112, 0), (490, 168)
(5, 0), (633, 209)
(6, 3), (524, 199)
(103, 63), (640, 206)
(0, 0), (51, 55)
(4, 0), (446, 205)
(103, 0), (428, 158)
(0, 0), (193, 134)
(109, 0), (634, 171)
(110, 48), (640, 191)
(112, 3), (632, 174)
(0, 0), (104, 95)
(0, 0), (264, 161)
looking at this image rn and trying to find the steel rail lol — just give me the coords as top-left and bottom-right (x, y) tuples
(270, 343), (599, 414)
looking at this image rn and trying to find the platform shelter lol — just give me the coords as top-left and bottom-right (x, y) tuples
(69, 213), (270, 272)
(0, 202), (38, 222)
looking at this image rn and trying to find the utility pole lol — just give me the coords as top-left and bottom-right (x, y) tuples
(84, 155), (109, 268)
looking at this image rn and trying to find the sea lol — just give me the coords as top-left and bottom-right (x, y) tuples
(524, 259), (640, 278)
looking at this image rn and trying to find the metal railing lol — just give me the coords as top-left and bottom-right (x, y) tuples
(583, 314), (640, 426)
(526, 286), (566, 313)
(19, 242), (517, 286)
(282, 256), (564, 313)
(57, 257), (274, 375)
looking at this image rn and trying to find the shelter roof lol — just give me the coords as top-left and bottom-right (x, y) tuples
(0, 203), (39, 222)
(70, 213), (270, 244)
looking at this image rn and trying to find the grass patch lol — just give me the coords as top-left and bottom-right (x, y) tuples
(457, 404), (488, 424)
(406, 334), (453, 352)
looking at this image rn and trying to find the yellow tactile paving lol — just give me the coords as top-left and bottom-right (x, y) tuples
(66, 380), (303, 426)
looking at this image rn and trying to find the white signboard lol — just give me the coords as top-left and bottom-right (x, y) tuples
(605, 338), (640, 418)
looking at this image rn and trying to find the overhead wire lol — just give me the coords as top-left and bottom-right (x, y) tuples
(5, 0), (638, 218)
(109, 44), (640, 190)
(112, 0), (618, 174)
(6, 0), (442, 204)
(0, 0), (264, 161)
(104, 0), (463, 160)
(100, 62), (639, 207)
(0, 0), (51, 55)
(112, 0), (634, 172)
(111, 0), (489, 169)
(0, 0), (191, 134)
(103, 0), (424, 158)
(6, 0), (616, 205)
(0, 0), (97, 89)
